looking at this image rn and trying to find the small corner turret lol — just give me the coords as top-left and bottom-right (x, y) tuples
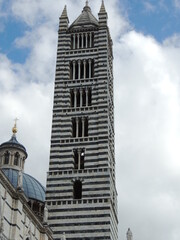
(127, 228), (133, 240)
(98, 0), (108, 26)
(59, 5), (69, 31)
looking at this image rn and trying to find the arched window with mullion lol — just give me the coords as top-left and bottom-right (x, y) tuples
(4, 151), (10, 165)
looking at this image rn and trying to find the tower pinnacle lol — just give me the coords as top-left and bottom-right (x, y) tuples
(127, 228), (133, 240)
(61, 5), (68, 18)
(99, 0), (106, 13)
(12, 118), (18, 135)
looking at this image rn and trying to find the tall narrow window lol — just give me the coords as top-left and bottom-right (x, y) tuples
(91, 60), (94, 78)
(4, 151), (10, 165)
(70, 90), (74, 107)
(14, 152), (19, 166)
(78, 118), (82, 137)
(91, 32), (94, 47)
(72, 118), (76, 137)
(74, 149), (78, 169)
(73, 180), (82, 199)
(73, 149), (85, 170)
(70, 62), (73, 79)
(84, 118), (88, 137)
(88, 88), (92, 106)
(82, 89), (86, 106)
(80, 150), (85, 169)
(71, 35), (73, 49)
(77, 90), (80, 107)
(75, 62), (78, 79)
(86, 62), (89, 79)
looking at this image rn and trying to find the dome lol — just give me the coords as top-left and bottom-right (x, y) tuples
(0, 135), (27, 156)
(2, 168), (45, 202)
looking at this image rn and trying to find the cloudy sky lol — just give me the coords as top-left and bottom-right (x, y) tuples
(0, 0), (180, 239)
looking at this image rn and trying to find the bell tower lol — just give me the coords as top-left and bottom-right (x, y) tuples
(46, 1), (118, 239)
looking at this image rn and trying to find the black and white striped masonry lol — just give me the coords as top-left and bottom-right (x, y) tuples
(46, 1), (118, 239)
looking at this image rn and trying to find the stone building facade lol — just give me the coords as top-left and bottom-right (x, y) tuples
(46, 1), (118, 239)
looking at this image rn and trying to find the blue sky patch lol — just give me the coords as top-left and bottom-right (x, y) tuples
(121, 0), (180, 41)
(0, 16), (30, 63)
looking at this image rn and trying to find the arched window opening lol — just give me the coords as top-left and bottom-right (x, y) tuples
(14, 152), (19, 166)
(80, 150), (85, 169)
(92, 33), (94, 47)
(80, 62), (84, 79)
(70, 90), (74, 107)
(73, 180), (82, 199)
(74, 149), (85, 170)
(91, 60), (94, 78)
(4, 151), (10, 165)
(87, 33), (90, 48)
(75, 34), (78, 49)
(79, 35), (82, 49)
(71, 35), (73, 49)
(84, 34), (86, 48)
(74, 149), (78, 169)
(88, 88), (92, 106)
(78, 118), (82, 137)
(77, 90), (80, 107)
(82, 89), (86, 106)
(70, 62), (73, 79)
(84, 118), (88, 137)
(72, 118), (76, 137)
(75, 62), (78, 79)
(86, 62), (89, 79)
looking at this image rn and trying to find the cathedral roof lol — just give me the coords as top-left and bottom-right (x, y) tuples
(2, 168), (45, 202)
(69, 2), (98, 29)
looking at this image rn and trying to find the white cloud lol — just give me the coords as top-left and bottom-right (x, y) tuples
(1, 1), (180, 240)
(114, 30), (180, 240)
(173, 0), (180, 8)
(143, 1), (156, 12)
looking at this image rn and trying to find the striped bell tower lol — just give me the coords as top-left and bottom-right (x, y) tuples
(46, 1), (118, 239)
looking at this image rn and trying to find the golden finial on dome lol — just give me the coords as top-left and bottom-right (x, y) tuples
(12, 118), (18, 134)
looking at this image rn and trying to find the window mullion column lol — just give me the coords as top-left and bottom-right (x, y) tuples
(73, 34), (76, 49)
(83, 60), (86, 79)
(80, 89), (83, 107)
(76, 118), (79, 138)
(88, 59), (92, 78)
(74, 89), (77, 108)
(78, 149), (81, 170)
(77, 34), (80, 49)
(82, 117), (85, 137)
(78, 60), (81, 79)
(73, 61), (76, 80)
(86, 88), (88, 107)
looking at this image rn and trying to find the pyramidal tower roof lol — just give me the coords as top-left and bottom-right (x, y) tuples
(70, 1), (98, 29)
(60, 5), (68, 19)
(99, 0), (106, 13)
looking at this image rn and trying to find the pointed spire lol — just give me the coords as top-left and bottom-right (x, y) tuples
(61, 5), (67, 19)
(59, 5), (69, 31)
(86, 0), (89, 6)
(99, 0), (106, 13)
(98, 0), (108, 25)
(127, 228), (133, 240)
